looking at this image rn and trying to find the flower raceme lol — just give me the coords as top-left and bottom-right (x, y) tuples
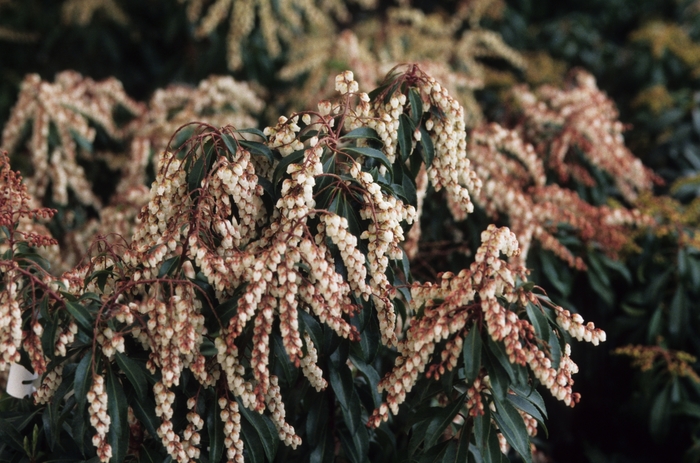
(0, 67), (605, 463)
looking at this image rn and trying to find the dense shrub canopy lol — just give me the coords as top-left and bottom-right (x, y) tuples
(0, 1), (699, 463)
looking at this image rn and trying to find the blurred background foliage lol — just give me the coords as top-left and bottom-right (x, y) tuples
(2, 0), (700, 462)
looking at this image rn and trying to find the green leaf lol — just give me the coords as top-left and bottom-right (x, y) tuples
(130, 394), (160, 448)
(398, 114), (416, 162)
(482, 346), (508, 402)
(114, 352), (147, 400)
(236, 127), (268, 140)
(329, 361), (362, 433)
(188, 147), (213, 197)
(221, 133), (239, 157)
(71, 402), (89, 456)
(305, 391), (330, 447)
(236, 398), (279, 462)
(601, 253), (631, 283)
(208, 390), (224, 463)
(342, 146), (394, 175)
(41, 314), (58, 361)
(309, 427), (334, 463)
(172, 124), (196, 150)
(240, 140), (273, 162)
(272, 332), (298, 386)
(338, 423), (369, 463)
(506, 394), (547, 437)
(474, 409), (506, 463)
(215, 294), (241, 329)
(586, 264), (614, 306)
(350, 317), (379, 364)
(453, 420), (471, 463)
(511, 384), (547, 419)
(157, 256), (180, 279)
(586, 252), (610, 287)
(492, 397), (533, 463)
(549, 329), (562, 371)
(0, 417), (24, 452)
(272, 149), (305, 189)
(424, 393), (467, 448)
(419, 126), (434, 167)
(669, 286), (687, 338)
(341, 127), (382, 142)
(526, 302), (550, 344)
(42, 398), (57, 450)
(299, 309), (323, 353)
(239, 418), (265, 463)
(65, 301), (94, 334)
(139, 444), (166, 463)
(74, 351), (93, 411)
(106, 368), (129, 463)
(463, 325), (482, 384)
(348, 356), (382, 408)
(650, 384), (671, 441)
(540, 251), (572, 297)
(485, 336), (516, 383)
(409, 87), (423, 125)
(70, 128), (93, 153)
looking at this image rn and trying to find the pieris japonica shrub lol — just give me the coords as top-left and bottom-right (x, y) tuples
(0, 66), (608, 463)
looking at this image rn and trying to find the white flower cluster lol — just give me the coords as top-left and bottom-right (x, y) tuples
(514, 69), (657, 202)
(25, 322), (47, 377)
(128, 154), (190, 279)
(183, 399), (203, 460)
(135, 285), (210, 389)
(300, 332), (327, 391)
(265, 376), (302, 448)
(265, 115), (304, 156)
(155, 381), (189, 462)
(33, 365), (63, 405)
(87, 375), (112, 462)
(96, 326), (125, 359)
(53, 321), (78, 357)
(335, 70), (359, 95)
(350, 161), (416, 346)
(348, 86), (405, 164)
(319, 212), (371, 300)
(0, 71), (144, 207)
(555, 306), (607, 346)
(421, 77), (481, 221)
(369, 224), (605, 427)
(213, 149), (266, 249)
(0, 276), (22, 370)
(219, 397), (244, 463)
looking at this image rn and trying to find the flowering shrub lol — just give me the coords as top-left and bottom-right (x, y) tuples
(0, 66), (609, 463)
(2, 1), (700, 462)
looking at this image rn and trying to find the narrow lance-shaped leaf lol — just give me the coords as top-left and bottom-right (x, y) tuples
(208, 390), (224, 463)
(240, 139), (273, 162)
(65, 301), (94, 334)
(114, 352), (147, 400)
(342, 146), (394, 176)
(398, 114), (416, 162)
(106, 368), (129, 463)
(492, 397), (533, 463)
(409, 87), (423, 125)
(341, 127), (382, 142)
(424, 393), (467, 448)
(463, 325), (482, 384)
(236, 397), (279, 462)
(419, 125), (434, 167)
(74, 351), (93, 411)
